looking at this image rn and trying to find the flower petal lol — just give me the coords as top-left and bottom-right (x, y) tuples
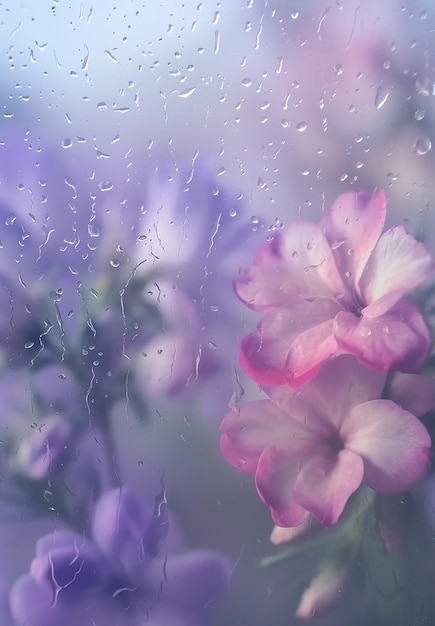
(360, 225), (434, 314)
(270, 518), (312, 545)
(234, 222), (346, 311)
(334, 299), (431, 371)
(220, 400), (309, 473)
(10, 576), (63, 626)
(342, 399), (431, 492)
(255, 440), (317, 527)
(293, 448), (364, 527)
(265, 355), (386, 431)
(92, 488), (167, 569)
(320, 190), (386, 293)
(240, 300), (341, 386)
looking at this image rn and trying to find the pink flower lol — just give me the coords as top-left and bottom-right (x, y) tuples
(236, 190), (433, 386)
(220, 357), (431, 527)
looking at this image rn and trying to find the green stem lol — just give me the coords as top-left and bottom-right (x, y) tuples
(260, 486), (375, 568)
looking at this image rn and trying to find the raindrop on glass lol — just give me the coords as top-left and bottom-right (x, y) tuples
(415, 76), (434, 96)
(413, 135), (432, 155)
(374, 85), (389, 109)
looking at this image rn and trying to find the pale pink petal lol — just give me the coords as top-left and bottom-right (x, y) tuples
(360, 225), (434, 314)
(342, 399), (431, 492)
(270, 518), (312, 545)
(255, 440), (316, 527)
(220, 400), (309, 473)
(266, 356), (386, 431)
(240, 300), (341, 386)
(334, 300), (431, 371)
(234, 222), (346, 311)
(295, 564), (348, 620)
(386, 372), (435, 417)
(320, 190), (386, 294)
(234, 263), (301, 311)
(293, 448), (364, 527)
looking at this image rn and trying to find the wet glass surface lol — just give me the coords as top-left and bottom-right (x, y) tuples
(1, 2), (435, 625)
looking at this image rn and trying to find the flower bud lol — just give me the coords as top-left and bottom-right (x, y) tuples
(14, 416), (71, 480)
(270, 517), (311, 545)
(295, 564), (347, 620)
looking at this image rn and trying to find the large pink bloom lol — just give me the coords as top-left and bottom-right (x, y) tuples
(220, 357), (431, 527)
(236, 191), (434, 386)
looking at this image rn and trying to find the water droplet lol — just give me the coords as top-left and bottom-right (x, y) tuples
(61, 138), (72, 149)
(415, 109), (425, 121)
(291, 10), (299, 19)
(291, 251), (298, 259)
(413, 135), (432, 155)
(104, 50), (118, 64)
(242, 78), (252, 87)
(24, 342), (35, 349)
(275, 57), (283, 74)
(420, 10), (428, 20)
(88, 224), (100, 237)
(333, 64), (343, 76)
(415, 76), (434, 96)
(214, 30), (220, 54)
(374, 85), (390, 109)
(110, 258), (120, 268)
(296, 121), (307, 132)
(99, 180), (113, 191)
(281, 118), (289, 128)
(178, 87), (196, 98)
(356, 160), (364, 169)
(250, 215), (259, 224)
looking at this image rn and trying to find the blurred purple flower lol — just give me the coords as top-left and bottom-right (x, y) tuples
(13, 415), (72, 481)
(131, 158), (263, 401)
(10, 487), (231, 626)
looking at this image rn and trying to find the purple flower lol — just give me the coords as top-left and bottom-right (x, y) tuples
(236, 190), (433, 387)
(10, 488), (231, 626)
(13, 416), (72, 480)
(220, 356), (431, 527)
(129, 158), (264, 401)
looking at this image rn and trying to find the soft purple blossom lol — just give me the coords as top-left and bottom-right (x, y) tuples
(115, 158), (265, 407)
(220, 357), (431, 527)
(10, 487), (231, 626)
(14, 415), (72, 480)
(235, 190), (433, 387)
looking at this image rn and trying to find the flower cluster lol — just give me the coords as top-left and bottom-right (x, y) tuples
(0, 144), (245, 624)
(220, 190), (435, 617)
(10, 488), (230, 626)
